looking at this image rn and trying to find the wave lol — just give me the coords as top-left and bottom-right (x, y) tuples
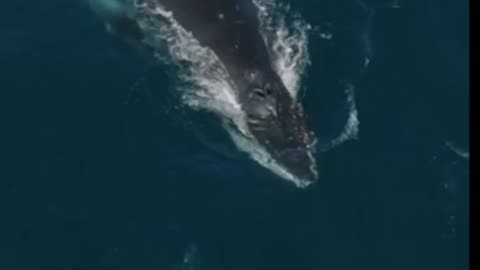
(444, 140), (469, 160)
(322, 84), (360, 151)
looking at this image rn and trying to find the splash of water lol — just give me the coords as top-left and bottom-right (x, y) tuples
(133, 0), (250, 134)
(253, 0), (312, 98)
(445, 140), (469, 160)
(326, 84), (360, 150)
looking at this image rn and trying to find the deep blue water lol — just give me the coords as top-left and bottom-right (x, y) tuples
(1, 0), (469, 269)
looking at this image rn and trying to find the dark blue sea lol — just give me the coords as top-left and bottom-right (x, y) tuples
(1, 0), (469, 269)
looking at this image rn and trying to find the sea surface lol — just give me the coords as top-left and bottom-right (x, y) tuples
(0, 0), (469, 269)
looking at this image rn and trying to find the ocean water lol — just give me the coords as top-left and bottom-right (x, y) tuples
(0, 0), (469, 270)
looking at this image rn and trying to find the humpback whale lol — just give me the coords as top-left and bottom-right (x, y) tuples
(88, 0), (318, 187)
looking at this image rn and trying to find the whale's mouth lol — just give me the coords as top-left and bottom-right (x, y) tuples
(227, 126), (317, 188)
(276, 147), (318, 183)
(239, 118), (319, 187)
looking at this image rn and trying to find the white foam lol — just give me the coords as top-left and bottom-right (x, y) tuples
(324, 85), (360, 150)
(133, 0), (248, 129)
(445, 141), (470, 160)
(253, 0), (312, 99)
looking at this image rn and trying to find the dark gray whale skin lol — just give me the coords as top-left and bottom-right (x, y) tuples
(91, 0), (318, 184)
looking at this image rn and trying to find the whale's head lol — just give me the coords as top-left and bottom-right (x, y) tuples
(239, 70), (318, 187)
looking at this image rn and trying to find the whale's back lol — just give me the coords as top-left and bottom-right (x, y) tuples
(156, 0), (272, 80)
